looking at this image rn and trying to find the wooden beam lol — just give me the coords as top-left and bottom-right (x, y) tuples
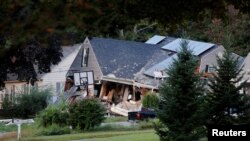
(123, 86), (129, 101)
(99, 81), (107, 98)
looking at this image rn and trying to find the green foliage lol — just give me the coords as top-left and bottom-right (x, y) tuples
(104, 116), (128, 123)
(4, 88), (52, 118)
(153, 120), (169, 141)
(37, 124), (71, 136)
(68, 98), (106, 131)
(206, 51), (250, 125)
(1, 95), (14, 111)
(37, 102), (69, 128)
(1, 1), (250, 89)
(156, 40), (206, 141)
(186, 5), (250, 56)
(0, 123), (16, 132)
(142, 92), (160, 110)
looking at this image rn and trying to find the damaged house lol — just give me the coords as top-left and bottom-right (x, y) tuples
(2, 35), (246, 116)
(64, 36), (233, 116)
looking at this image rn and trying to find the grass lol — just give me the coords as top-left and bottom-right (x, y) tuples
(90, 124), (138, 132)
(0, 125), (208, 141)
(0, 118), (208, 141)
(83, 130), (159, 141)
(0, 123), (39, 141)
(103, 116), (128, 123)
(25, 129), (156, 141)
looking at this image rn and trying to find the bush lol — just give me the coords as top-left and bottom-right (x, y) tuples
(37, 124), (71, 136)
(37, 102), (69, 127)
(68, 98), (106, 130)
(142, 92), (159, 110)
(13, 88), (52, 118)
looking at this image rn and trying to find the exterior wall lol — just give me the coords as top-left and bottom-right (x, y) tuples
(41, 44), (81, 95)
(82, 38), (103, 80)
(0, 81), (42, 109)
(199, 45), (225, 74)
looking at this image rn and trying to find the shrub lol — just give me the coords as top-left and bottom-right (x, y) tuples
(68, 98), (106, 130)
(37, 124), (71, 136)
(13, 88), (52, 118)
(142, 92), (159, 110)
(37, 102), (69, 127)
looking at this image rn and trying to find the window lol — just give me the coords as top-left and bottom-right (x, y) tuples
(205, 65), (216, 73)
(82, 48), (89, 67)
(208, 66), (216, 73)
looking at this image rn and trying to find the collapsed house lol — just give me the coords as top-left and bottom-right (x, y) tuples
(1, 35), (247, 114)
(64, 37), (165, 116)
(63, 36), (238, 116)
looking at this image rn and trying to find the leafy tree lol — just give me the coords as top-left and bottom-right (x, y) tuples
(68, 98), (106, 130)
(186, 5), (250, 56)
(206, 51), (250, 125)
(156, 40), (205, 141)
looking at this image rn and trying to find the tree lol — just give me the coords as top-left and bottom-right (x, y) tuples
(156, 40), (205, 141)
(206, 51), (250, 125)
(0, 35), (63, 89)
(186, 5), (250, 56)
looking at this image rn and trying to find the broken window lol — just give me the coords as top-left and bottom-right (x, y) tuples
(82, 48), (89, 67)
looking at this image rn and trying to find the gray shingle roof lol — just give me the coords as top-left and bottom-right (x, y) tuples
(68, 45), (84, 72)
(89, 37), (162, 79)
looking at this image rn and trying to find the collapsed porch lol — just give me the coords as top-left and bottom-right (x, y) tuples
(64, 72), (157, 116)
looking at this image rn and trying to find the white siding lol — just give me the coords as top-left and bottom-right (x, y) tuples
(41, 44), (81, 95)
(1, 81), (42, 109)
(199, 45), (225, 72)
(241, 53), (250, 83)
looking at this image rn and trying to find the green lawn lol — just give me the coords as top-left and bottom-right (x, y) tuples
(1, 128), (208, 141)
(25, 129), (157, 141)
(83, 131), (159, 141)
